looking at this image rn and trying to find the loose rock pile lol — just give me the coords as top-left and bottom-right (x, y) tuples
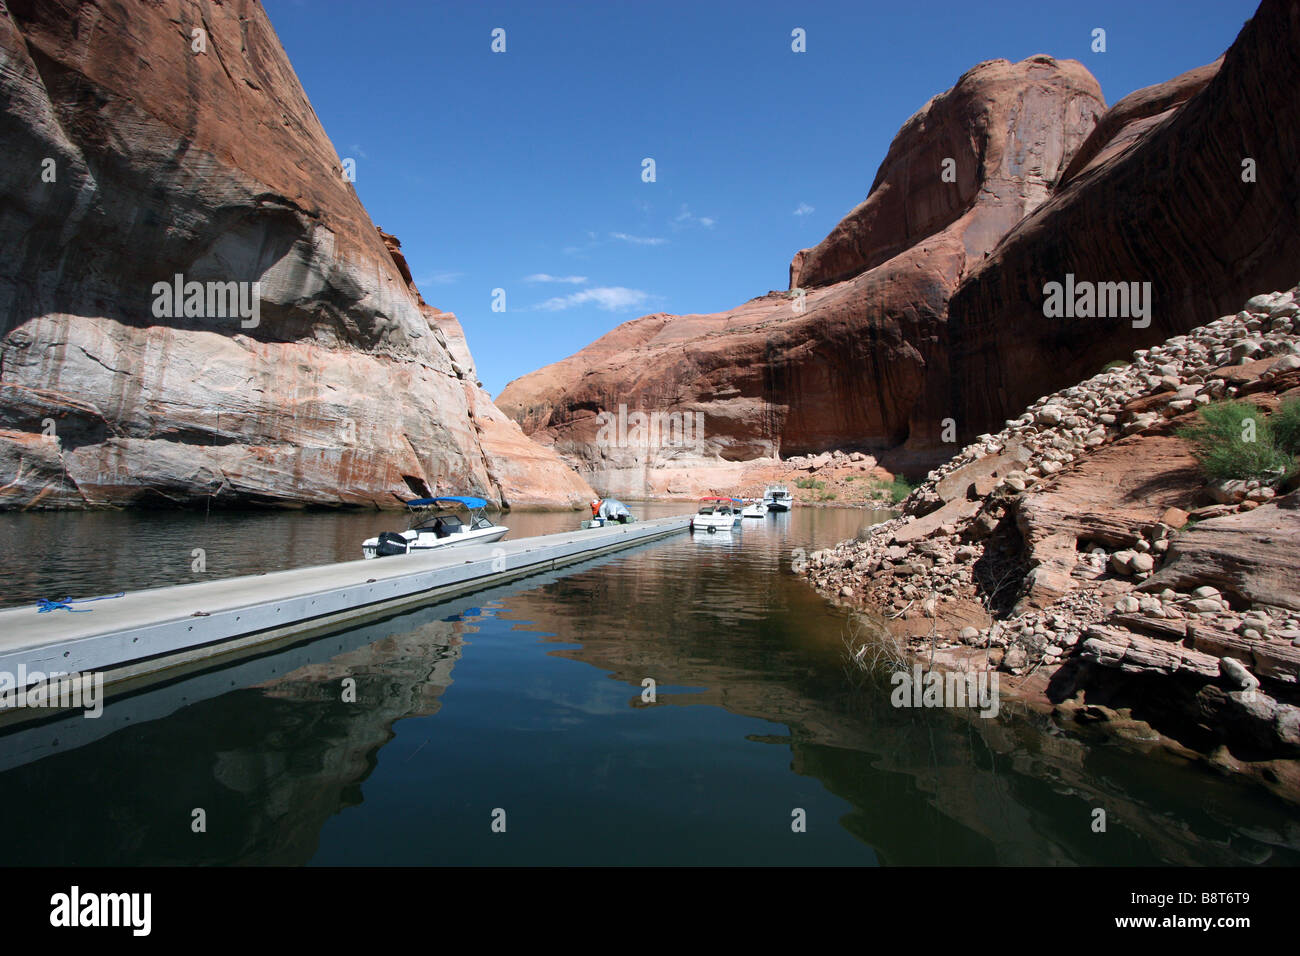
(907, 286), (1300, 517)
(800, 285), (1300, 754)
(783, 450), (878, 471)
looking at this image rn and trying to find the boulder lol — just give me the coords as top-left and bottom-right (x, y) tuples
(1144, 491), (1300, 611)
(1218, 657), (1260, 692)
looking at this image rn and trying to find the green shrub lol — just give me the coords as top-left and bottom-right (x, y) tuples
(795, 477), (825, 490)
(870, 476), (916, 504)
(888, 477), (916, 503)
(1193, 439), (1294, 482)
(1177, 400), (1296, 482)
(1271, 397), (1300, 455)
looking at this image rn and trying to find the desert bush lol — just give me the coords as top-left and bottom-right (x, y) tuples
(872, 476), (915, 504)
(1177, 400), (1295, 481)
(1270, 396), (1300, 455)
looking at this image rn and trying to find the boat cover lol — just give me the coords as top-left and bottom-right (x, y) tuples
(597, 498), (631, 519)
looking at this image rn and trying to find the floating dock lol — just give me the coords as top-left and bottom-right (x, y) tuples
(0, 514), (691, 725)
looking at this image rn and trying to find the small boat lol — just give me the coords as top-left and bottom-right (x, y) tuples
(362, 496), (508, 559)
(740, 498), (767, 518)
(581, 498), (636, 529)
(763, 484), (793, 512)
(691, 496), (739, 532)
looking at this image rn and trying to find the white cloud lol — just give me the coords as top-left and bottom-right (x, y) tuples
(563, 233), (604, 256)
(675, 205), (716, 229)
(610, 232), (667, 246)
(535, 286), (652, 312)
(794, 202), (815, 217)
(525, 273), (588, 284)
(417, 271), (463, 285)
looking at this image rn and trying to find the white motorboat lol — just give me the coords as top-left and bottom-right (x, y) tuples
(362, 495), (508, 559)
(690, 496), (739, 532)
(740, 498), (767, 518)
(763, 484), (793, 512)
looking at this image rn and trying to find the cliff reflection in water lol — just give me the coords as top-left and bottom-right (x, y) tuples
(0, 611), (475, 866)
(498, 524), (1300, 866)
(0, 506), (1296, 865)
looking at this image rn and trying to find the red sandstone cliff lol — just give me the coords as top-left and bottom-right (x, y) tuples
(943, 0), (1300, 439)
(0, 0), (592, 509)
(498, 56), (1106, 492)
(501, 1), (1298, 492)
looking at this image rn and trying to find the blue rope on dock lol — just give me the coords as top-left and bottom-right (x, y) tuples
(37, 592), (126, 614)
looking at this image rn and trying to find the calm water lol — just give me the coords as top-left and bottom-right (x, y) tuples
(0, 503), (1297, 865)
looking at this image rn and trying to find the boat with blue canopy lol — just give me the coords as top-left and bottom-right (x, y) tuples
(690, 496), (740, 533)
(362, 495), (508, 559)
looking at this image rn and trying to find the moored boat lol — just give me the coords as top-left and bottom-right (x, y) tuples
(740, 498), (767, 518)
(581, 498), (636, 529)
(362, 496), (508, 559)
(763, 484), (793, 512)
(690, 496), (739, 532)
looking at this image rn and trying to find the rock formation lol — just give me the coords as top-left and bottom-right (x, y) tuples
(0, 0), (592, 510)
(788, 56), (1104, 290)
(499, 56), (1106, 492)
(944, 0), (1300, 440)
(503, 0), (1300, 494)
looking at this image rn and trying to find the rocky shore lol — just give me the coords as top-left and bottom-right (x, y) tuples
(799, 286), (1300, 798)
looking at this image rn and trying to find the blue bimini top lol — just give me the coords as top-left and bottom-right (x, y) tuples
(406, 496), (488, 510)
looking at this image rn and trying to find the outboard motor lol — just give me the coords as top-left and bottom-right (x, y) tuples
(375, 531), (411, 557)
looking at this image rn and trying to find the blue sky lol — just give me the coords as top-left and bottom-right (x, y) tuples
(265, 0), (1259, 396)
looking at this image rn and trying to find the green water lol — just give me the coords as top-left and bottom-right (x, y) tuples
(0, 504), (1296, 865)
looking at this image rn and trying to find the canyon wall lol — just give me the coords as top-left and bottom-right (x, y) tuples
(944, 0), (1300, 439)
(498, 56), (1107, 492)
(0, 0), (592, 509)
(502, 0), (1299, 492)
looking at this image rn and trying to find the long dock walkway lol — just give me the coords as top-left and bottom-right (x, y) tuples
(0, 515), (690, 710)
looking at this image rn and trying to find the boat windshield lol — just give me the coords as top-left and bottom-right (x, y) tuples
(411, 512), (464, 536)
